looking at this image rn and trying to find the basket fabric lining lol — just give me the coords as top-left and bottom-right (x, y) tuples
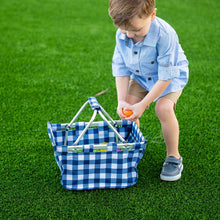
(51, 121), (143, 147)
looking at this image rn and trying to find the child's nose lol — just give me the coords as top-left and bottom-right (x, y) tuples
(126, 31), (135, 38)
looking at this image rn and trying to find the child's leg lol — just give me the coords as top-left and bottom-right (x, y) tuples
(155, 92), (182, 159)
(156, 91), (184, 181)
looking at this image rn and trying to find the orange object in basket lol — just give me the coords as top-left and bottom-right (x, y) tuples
(122, 108), (133, 117)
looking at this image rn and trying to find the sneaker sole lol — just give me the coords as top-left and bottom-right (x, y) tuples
(160, 165), (183, 181)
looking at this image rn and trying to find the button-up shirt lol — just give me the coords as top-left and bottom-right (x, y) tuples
(112, 17), (189, 99)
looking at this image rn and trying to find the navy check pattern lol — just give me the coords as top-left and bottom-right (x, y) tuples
(47, 120), (147, 190)
(88, 97), (100, 111)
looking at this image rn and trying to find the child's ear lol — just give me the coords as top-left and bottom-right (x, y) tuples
(151, 8), (157, 21)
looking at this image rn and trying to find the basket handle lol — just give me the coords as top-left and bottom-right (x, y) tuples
(88, 97), (101, 111)
(88, 97), (125, 144)
(64, 97), (127, 146)
(88, 97), (117, 126)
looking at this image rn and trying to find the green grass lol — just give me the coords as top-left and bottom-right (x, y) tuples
(0, 0), (219, 219)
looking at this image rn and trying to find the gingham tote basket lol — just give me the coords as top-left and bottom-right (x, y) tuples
(47, 97), (147, 190)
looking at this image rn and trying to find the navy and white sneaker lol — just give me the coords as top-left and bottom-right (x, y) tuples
(160, 156), (183, 181)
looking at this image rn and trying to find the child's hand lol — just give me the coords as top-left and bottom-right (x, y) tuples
(123, 102), (147, 121)
(117, 100), (131, 120)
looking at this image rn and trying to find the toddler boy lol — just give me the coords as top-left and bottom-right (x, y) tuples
(109, 0), (189, 181)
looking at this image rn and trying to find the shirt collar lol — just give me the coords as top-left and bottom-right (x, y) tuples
(118, 18), (159, 47)
(118, 33), (132, 47)
(143, 19), (158, 47)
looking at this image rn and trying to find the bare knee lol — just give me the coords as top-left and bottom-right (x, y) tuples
(155, 98), (174, 121)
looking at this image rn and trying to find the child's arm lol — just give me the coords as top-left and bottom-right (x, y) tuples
(115, 76), (131, 120)
(125, 79), (171, 121)
(116, 76), (130, 101)
(141, 79), (171, 108)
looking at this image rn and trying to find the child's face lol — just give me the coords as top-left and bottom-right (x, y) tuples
(119, 9), (157, 43)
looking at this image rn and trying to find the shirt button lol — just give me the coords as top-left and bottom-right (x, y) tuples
(148, 77), (151, 80)
(151, 61), (154, 64)
(134, 51), (138, 55)
(136, 70), (139, 73)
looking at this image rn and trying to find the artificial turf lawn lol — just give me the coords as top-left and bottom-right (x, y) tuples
(0, 0), (219, 219)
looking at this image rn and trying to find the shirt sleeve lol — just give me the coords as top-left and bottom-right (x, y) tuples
(157, 30), (180, 81)
(112, 34), (131, 77)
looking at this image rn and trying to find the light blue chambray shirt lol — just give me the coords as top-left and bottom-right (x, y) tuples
(112, 17), (189, 100)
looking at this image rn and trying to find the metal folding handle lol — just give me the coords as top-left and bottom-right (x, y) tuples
(64, 97), (126, 146)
